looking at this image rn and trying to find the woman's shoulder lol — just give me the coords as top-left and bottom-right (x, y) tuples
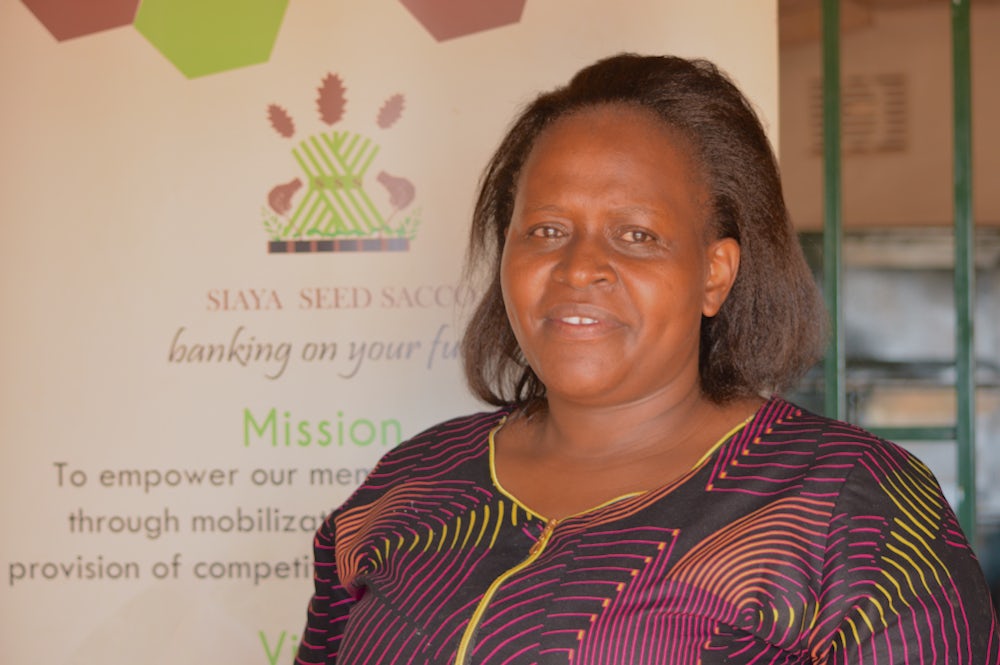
(331, 407), (511, 511)
(752, 397), (939, 492)
(387, 407), (512, 458)
(754, 397), (912, 454)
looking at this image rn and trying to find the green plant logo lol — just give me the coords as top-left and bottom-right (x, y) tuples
(263, 74), (420, 253)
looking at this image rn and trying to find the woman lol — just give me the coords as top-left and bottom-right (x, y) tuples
(297, 54), (999, 664)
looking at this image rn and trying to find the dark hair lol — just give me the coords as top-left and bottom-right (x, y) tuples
(461, 53), (826, 407)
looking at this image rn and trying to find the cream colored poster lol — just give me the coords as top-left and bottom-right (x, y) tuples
(0, 1), (777, 662)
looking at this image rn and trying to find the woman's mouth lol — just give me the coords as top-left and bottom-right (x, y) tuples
(560, 316), (600, 326)
(543, 304), (624, 337)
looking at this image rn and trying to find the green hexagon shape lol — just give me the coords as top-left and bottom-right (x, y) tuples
(135, 0), (288, 79)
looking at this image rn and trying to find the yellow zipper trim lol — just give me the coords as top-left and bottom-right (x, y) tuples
(695, 414), (755, 467)
(487, 419), (543, 521)
(487, 412), (754, 518)
(454, 517), (559, 664)
(454, 409), (756, 662)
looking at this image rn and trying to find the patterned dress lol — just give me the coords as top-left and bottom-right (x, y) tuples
(296, 398), (1000, 664)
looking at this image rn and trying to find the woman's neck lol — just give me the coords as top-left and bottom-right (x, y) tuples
(528, 388), (758, 462)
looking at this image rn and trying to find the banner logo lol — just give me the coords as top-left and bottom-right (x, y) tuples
(263, 74), (419, 253)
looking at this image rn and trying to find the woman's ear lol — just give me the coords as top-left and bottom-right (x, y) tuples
(702, 237), (740, 317)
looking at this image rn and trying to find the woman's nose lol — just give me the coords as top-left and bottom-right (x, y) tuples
(553, 234), (616, 288)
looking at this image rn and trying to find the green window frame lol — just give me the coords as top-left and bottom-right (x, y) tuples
(818, 0), (978, 545)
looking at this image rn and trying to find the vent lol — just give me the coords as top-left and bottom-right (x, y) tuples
(809, 73), (908, 154)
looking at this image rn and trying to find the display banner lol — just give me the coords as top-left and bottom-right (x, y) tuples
(0, 2), (777, 662)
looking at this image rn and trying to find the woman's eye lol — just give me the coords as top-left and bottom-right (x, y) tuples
(529, 225), (563, 239)
(622, 229), (655, 243)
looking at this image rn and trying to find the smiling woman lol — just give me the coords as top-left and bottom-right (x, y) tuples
(295, 54), (1000, 664)
(499, 106), (736, 411)
(493, 105), (750, 517)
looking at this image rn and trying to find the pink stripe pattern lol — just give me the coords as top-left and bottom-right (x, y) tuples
(296, 399), (1000, 664)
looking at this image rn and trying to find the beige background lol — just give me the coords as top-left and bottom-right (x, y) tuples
(0, 2), (779, 662)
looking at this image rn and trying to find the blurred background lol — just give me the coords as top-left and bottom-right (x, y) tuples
(777, 0), (999, 605)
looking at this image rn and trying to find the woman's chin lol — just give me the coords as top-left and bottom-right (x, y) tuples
(539, 376), (630, 408)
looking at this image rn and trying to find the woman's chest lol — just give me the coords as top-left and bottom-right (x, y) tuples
(337, 488), (827, 664)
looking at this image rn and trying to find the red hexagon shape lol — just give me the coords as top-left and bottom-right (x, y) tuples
(21, 0), (139, 42)
(399, 0), (526, 42)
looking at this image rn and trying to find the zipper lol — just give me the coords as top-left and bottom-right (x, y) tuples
(454, 517), (559, 664)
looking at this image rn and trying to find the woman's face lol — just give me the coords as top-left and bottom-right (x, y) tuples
(500, 105), (739, 409)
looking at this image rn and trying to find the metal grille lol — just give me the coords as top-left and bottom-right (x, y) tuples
(810, 73), (907, 154)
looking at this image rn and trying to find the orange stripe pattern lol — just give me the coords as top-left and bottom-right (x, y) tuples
(296, 399), (999, 664)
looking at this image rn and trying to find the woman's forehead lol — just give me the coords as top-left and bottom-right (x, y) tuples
(515, 105), (708, 205)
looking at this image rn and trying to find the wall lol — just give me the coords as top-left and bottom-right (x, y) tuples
(778, 1), (1000, 575)
(779, 2), (1000, 229)
(0, 2), (779, 663)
